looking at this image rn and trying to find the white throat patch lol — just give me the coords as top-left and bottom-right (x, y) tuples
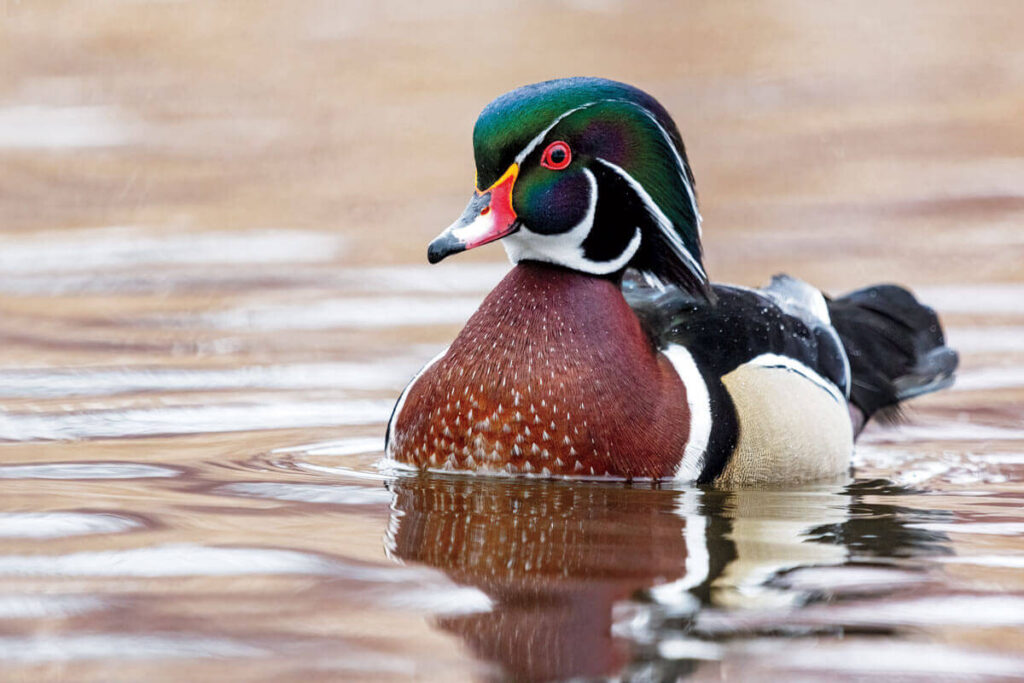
(501, 167), (642, 275)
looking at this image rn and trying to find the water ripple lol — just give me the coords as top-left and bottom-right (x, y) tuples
(0, 512), (143, 539)
(0, 462), (179, 479)
(0, 400), (392, 441)
(219, 482), (391, 506)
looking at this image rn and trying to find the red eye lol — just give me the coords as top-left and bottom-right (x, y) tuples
(540, 141), (572, 170)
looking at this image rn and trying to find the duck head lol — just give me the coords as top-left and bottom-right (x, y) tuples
(428, 77), (710, 299)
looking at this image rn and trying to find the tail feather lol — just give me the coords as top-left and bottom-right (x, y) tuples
(827, 284), (957, 428)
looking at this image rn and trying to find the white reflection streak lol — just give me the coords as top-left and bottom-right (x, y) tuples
(273, 436), (384, 457)
(0, 463), (178, 479)
(0, 634), (263, 662)
(0, 595), (105, 619)
(0, 399), (393, 441)
(195, 296), (483, 331)
(0, 513), (141, 539)
(0, 106), (128, 149)
(646, 493), (709, 611)
(0, 544), (339, 578)
(0, 361), (422, 398)
(220, 483), (392, 505)
(0, 543), (469, 587)
(916, 284), (1024, 315)
(0, 227), (344, 273)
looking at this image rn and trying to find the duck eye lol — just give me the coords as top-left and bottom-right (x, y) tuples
(540, 141), (572, 171)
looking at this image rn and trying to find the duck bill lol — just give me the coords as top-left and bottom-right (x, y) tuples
(427, 164), (520, 264)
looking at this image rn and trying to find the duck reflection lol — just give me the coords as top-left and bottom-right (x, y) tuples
(383, 475), (950, 681)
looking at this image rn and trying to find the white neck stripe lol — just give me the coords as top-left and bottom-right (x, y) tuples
(662, 344), (711, 481)
(595, 158), (706, 280)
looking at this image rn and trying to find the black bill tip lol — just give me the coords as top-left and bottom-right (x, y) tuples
(427, 232), (465, 264)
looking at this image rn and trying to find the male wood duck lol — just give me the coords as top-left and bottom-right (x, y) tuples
(385, 77), (958, 486)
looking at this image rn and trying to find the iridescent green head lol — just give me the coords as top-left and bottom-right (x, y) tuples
(428, 77), (709, 298)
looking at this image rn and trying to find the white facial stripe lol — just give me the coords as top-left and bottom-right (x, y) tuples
(514, 102), (596, 165)
(501, 168), (641, 275)
(595, 158), (706, 280)
(501, 97), (701, 277)
(510, 96), (700, 236)
(746, 353), (846, 406)
(663, 344), (711, 482)
(631, 106), (703, 236)
(385, 347), (449, 458)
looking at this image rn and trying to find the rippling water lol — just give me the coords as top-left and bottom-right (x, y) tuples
(2, 1), (1024, 680)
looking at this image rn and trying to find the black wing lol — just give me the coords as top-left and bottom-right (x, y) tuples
(625, 274), (849, 394)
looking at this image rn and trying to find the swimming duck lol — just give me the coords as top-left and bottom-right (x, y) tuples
(385, 77), (957, 485)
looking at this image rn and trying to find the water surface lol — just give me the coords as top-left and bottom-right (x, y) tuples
(2, 1), (1023, 680)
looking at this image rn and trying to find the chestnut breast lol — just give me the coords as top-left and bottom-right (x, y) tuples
(388, 262), (689, 478)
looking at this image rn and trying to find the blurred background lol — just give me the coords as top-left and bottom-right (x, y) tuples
(0, 1), (1023, 681)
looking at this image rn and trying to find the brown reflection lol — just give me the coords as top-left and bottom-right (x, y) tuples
(385, 476), (690, 681)
(383, 474), (959, 680)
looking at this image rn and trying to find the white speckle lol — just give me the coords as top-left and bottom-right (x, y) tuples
(542, 431), (550, 440)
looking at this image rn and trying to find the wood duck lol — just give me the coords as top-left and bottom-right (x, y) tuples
(385, 77), (958, 486)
